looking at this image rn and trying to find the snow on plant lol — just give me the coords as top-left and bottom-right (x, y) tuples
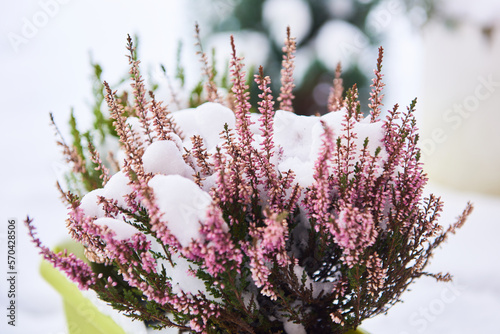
(26, 28), (473, 334)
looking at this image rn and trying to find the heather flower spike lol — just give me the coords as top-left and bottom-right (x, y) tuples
(278, 26), (296, 112)
(368, 47), (385, 122)
(328, 63), (344, 112)
(195, 22), (219, 103)
(28, 27), (472, 334)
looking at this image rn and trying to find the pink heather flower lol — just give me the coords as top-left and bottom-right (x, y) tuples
(332, 204), (377, 251)
(246, 242), (277, 300)
(328, 63), (344, 112)
(260, 211), (290, 266)
(365, 253), (387, 296)
(230, 36), (254, 150)
(256, 68), (275, 163)
(305, 121), (336, 233)
(184, 204), (243, 277)
(337, 86), (360, 181)
(30, 31), (473, 334)
(368, 47), (385, 122)
(277, 27), (296, 112)
(26, 217), (96, 290)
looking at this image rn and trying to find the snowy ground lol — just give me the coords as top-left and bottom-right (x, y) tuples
(1, 1), (499, 333)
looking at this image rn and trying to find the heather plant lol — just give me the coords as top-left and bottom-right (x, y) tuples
(27, 28), (472, 334)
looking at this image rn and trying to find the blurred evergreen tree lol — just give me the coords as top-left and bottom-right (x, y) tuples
(198, 0), (435, 115)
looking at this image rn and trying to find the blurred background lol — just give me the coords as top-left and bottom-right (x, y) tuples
(1, 0), (499, 333)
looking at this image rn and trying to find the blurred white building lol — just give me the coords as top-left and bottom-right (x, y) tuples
(420, 0), (500, 195)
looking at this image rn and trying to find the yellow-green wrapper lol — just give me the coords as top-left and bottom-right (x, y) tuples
(40, 255), (125, 334)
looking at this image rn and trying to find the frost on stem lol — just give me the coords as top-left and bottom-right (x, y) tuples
(29, 28), (473, 334)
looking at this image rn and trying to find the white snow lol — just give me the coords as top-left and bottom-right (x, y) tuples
(144, 234), (216, 300)
(142, 140), (194, 178)
(283, 320), (307, 334)
(163, 132), (185, 151)
(163, 252), (212, 298)
(80, 188), (106, 218)
(79, 171), (133, 219)
(272, 107), (388, 185)
(148, 174), (212, 248)
(103, 171), (133, 209)
(274, 109), (320, 163)
(188, 102), (236, 149)
(93, 217), (139, 241)
(171, 102), (236, 150)
(278, 157), (315, 189)
(293, 265), (335, 299)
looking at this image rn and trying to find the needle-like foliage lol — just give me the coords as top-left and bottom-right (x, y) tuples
(27, 29), (472, 334)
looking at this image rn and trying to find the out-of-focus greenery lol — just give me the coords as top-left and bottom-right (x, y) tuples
(198, 0), (435, 115)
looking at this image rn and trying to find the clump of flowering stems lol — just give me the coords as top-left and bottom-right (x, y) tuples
(27, 31), (473, 334)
